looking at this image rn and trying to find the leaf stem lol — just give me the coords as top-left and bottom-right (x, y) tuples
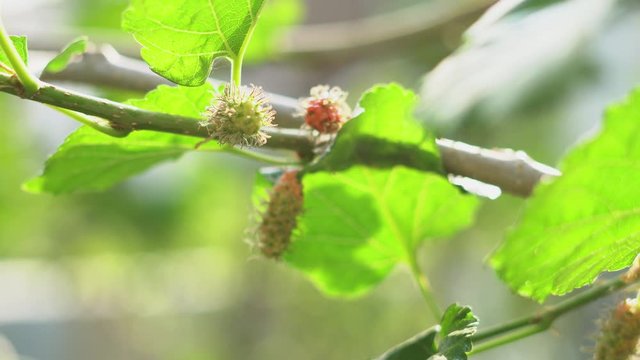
(0, 61), (12, 73)
(407, 254), (442, 320)
(231, 58), (243, 87)
(230, 3), (264, 86)
(223, 146), (300, 166)
(469, 276), (637, 356)
(0, 17), (40, 96)
(48, 105), (130, 138)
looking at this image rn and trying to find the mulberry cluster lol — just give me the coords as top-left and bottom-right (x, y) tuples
(258, 171), (303, 259)
(300, 85), (351, 134)
(594, 298), (640, 360)
(204, 84), (275, 147)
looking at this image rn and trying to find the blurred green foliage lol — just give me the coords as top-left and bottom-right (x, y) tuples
(245, 0), (304, 62)
(71, 0), (129, 29)
(0, 0), (639, 359)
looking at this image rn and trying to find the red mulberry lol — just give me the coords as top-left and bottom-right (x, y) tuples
(300, 85), (351, 134)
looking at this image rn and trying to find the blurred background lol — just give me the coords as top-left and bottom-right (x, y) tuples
(0, 0), (639, 359)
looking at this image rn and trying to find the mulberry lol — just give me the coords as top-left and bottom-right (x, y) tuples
(203, 84), (275, 147)
(594, 298), (640, 360)
(300, 85), (351, 133)
(258, 171), (303, 258)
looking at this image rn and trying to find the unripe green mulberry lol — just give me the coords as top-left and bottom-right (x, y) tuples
(258, 171), (303, 259)
(594, 298), (640, 360)
(204, 84), (276, 147)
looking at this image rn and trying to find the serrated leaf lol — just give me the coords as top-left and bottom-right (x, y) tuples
(491, 88), (640, 301)
(122, 0), (266, 86)
(284, 166), (479, 296)
(0, 36), (28, 74)
(25, 84), (217, 194)
(245, 0), (303, 62)
(429, 304), (478, 360)
(43, 36), (88, 74)
(310, 83), (442, 175)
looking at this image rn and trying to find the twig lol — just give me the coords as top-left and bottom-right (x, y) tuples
(0, 71), (315, 154)
(36, 47), (303, 128)
(376, 273), (640, 358)
(437, 139), (561, 197)
(0, 16), (40, 95)
(469, 274), (639, 355)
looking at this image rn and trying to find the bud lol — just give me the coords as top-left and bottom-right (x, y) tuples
(594, 298), (640, 360)
(300, 85), (351, 133)
(203, 84), (276, 147)
(258, 171), (303, 259)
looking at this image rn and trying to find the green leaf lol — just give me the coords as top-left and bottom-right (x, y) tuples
(283, 84), (476, 296)
(0, 36), (28, 73)
(24, 84), (217, 194)
(491, 88), (640, 301)
(122, 0), (266, 86)
(244, 0), (303, 62)
(310, 83), (442, 175)
(376, 304), (478, 360)
(284, 166), (479, 296)
(125, 83), (216, 117)
(72, 0), (129, 29)
(43, 36), (89, 74)
(429, 305), (478, 360)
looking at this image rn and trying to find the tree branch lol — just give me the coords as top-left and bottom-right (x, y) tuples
(469, 272), (640, 355)
(16, 0), (492, 61)
(22, 49), (562, 197)
(437, 139), (561, 197)
(0, 71), (314, 154)
(279, 0), (494, 60)
(37, 47), (303, 129)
